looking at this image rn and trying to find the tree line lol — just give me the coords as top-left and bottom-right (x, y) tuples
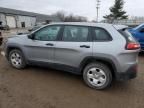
(52, 0), (128, 23)
(52, 11), (88, 22)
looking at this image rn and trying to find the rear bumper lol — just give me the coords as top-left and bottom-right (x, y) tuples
(115, 64), (137, 81)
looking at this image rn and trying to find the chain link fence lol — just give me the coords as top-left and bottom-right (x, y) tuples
(102, 18), (144, 27)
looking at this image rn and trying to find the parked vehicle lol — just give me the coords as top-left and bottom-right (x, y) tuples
(0, 22), (9, 30)
(0, 31), (3, 46)
(129, 23), (144, 51)
(17, 25), (42, 35)
(3, 22), (140, 90)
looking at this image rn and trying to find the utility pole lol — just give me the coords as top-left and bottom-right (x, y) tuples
(96, 0), (100, 22)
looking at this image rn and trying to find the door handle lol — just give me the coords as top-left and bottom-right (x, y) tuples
(80, 45), (90, 48)
(46, 43), (54, 46)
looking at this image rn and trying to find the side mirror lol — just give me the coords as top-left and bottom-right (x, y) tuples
(17, 33), (23, 35)
(28, 29), (32, 32)
(28, 34), (35, 40)
(140, 28), (144, 33)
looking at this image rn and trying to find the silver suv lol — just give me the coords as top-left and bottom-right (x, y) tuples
(4, 22), (140, 90)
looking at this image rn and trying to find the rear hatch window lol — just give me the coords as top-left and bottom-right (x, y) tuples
(113, 25), (140, 50)
(118, 29), (137, 43)
(113, 25), (137, 42)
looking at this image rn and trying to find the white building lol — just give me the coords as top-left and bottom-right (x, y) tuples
(0, 7), (60, 28)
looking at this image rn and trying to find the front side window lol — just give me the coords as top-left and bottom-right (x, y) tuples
(34, 26), (61, 41)
(93, 28), (112, 41)
(62, 26), (89, 42)
(139, 27), (144, 33)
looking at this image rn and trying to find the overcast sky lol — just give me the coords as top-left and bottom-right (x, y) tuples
(0, 0), (143, 21)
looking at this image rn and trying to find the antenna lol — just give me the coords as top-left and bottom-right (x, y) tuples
(96, 0), (100, 22)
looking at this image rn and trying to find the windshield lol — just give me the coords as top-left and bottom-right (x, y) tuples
(32, 26), (41, 31)
(133, 24), (144, 30)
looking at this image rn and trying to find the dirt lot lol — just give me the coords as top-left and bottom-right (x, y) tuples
(0, 52), (143, 108)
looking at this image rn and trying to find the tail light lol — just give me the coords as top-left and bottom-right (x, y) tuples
(126, 42), (140, 50)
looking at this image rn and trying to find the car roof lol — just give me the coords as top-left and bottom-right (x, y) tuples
(48, 22), (114, 27)
(48, 22), (127, 29)
(51, 22), (111, 26)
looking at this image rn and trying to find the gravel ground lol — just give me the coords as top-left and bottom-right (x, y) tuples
(0, 52), (144, 108)
(0, 30), (144, 108)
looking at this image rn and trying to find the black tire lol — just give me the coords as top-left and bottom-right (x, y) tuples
(83, 62), (112, 90)
(8, 49), (26, 69)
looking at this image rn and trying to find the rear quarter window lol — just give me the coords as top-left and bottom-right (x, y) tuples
(92, 27), (112, 41)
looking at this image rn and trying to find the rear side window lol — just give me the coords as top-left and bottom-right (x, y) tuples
(118, 29), (136, 42)
(92, 28), (112, 41)
(62, 26), (89, 42)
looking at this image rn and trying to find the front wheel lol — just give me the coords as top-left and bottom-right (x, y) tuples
(83, 62), (112, 90)
(9, 49), (26, 69)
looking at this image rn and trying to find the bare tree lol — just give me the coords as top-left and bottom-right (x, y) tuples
(53, 11), (66, 21)
(65, 16), (87, 22)
(52, 11), (87, 22)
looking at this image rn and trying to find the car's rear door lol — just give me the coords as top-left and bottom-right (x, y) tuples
(54, 25), (93, 68)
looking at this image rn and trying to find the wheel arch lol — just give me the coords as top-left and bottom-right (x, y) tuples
(79, 56), (117, 78)
(6, 45), (25, 60)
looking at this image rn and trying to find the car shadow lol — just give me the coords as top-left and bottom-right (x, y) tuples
(26, 65), (83, 81)
(139, 51), (144, 56)
(26, 65), (134, 92)
(0, 55), (138, 92)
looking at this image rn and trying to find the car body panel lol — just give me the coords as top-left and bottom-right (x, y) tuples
(7, 35), (56, 63)
(54, 41), (93, 67)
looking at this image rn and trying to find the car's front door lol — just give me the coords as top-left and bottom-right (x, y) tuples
(25, 25), (62, 63)
(54, 25), (93, 68)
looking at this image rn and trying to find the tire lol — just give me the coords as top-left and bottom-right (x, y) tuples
(83, 62), (112, 90)
(8, 49), (26, 69)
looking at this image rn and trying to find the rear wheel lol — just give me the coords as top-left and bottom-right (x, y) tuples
(83, 62), (112, 90)
(9, 49), (26, 69)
